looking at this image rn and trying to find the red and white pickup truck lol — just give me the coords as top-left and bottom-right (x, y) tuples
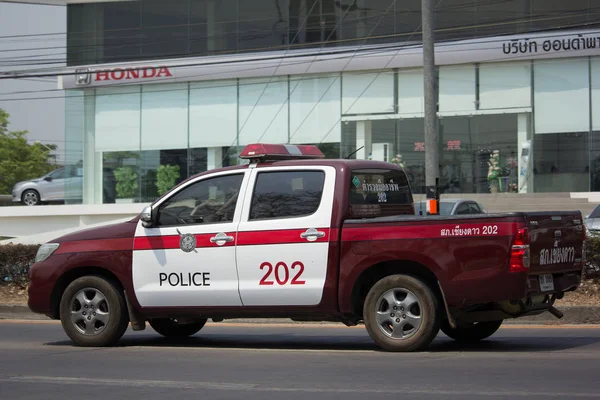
(27, 144), (586, 352)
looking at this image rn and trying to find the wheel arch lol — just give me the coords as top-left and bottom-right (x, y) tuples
(50, 266), (126, 320)
(350, 260), (445, 319)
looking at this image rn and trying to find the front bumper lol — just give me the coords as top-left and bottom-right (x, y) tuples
(27, 260), (57, 318)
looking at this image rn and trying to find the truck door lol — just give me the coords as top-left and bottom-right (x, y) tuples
(235, 166), (336, 306)
(132, 170), (250, 307)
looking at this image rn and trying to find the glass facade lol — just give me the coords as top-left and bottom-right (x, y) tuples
(66, 0), (598, 66)
(63, 55), (600, 205)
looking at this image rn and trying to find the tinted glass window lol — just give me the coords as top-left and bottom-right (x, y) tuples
(468, 202), (483, 213)
(49, 169), (65, 180)
(349, 169), (412, 205)
(455, 203), (471, 215)
(157, 173), (244, 226)
(249, 171), (325, 220)
(589, 205), (600, 219)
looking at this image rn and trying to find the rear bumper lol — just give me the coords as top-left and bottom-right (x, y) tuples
(526, 270), (582, 297)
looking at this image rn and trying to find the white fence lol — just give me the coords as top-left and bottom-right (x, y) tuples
(0, 203), (149, 245)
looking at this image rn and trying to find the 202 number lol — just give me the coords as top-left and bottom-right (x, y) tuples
(483, 225), (498, 235)
(259, 261), (306, 286)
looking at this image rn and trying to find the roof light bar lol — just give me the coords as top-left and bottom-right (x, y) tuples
(239, 143), (325, 162)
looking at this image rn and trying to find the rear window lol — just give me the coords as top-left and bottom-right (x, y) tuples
(349, 169), (413, 217)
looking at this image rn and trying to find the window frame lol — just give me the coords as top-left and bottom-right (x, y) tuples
(151, 170), (248, 228)
(246, 168), (327, 222)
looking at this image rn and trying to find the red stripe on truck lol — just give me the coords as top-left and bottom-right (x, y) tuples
(341, 221), (520, 241)
(57, 222), (522, 254)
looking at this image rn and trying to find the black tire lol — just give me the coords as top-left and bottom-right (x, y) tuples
(21, 189), (40, 206)
(441, 319), (503, 342)
(59, 275), (129, 347)
(363, 274), (441, 352)
(149, 318), (207, 338)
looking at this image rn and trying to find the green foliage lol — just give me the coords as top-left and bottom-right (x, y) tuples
(0, 109), (57, 194)
(156, 164), (181, 196)
(0, 244), (40, 288)
(113, 166), (138, 199)
(585, 235), (600, 279)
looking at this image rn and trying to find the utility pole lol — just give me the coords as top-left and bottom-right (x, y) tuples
(422, 0), (439, 214)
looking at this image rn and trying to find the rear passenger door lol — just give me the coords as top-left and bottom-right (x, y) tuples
(236, 166), (336, 306)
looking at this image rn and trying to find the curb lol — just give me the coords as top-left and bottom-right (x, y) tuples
(1, 304), (600, 325)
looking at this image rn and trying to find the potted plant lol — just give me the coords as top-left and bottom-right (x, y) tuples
(156, 164), (181, 196)
(113, 166), (138, 203)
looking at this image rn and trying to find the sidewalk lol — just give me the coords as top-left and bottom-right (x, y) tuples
(2, 303), (600, 325)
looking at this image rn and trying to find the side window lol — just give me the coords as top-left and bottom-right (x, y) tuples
(48, 168), (65, 180)
(156, 173), (244, 226)
(454, 203), (471, 215)
(249, 170), (325, 220)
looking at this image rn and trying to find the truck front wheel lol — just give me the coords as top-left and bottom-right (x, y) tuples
(59, 275), (130, 347)
(363, 274), (441, 352)
(441, 320), (503, 342)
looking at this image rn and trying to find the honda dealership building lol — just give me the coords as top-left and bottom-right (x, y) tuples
(35, 1), (600, 203)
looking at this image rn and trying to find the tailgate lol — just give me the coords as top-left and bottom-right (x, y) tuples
(526, 211), (585, 275)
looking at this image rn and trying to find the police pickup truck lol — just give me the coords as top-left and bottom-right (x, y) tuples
(27, 144), (586, 352)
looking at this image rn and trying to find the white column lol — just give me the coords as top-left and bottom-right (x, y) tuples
(207, 147), (223, 170)
(518, 113), (533, 193)
(82, 91), (102, 204)
(356, 120), (372, 160)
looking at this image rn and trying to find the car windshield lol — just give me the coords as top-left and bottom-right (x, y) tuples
(589, 204), (600, 219)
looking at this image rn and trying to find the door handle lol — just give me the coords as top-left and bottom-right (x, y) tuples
(300, 228), (326, 241)
(210, 232), (235, 244)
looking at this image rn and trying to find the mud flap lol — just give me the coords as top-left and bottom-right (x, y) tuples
(123, 290), (146, 331)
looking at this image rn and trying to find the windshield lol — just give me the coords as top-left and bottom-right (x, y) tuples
(589, 204), (600, 219)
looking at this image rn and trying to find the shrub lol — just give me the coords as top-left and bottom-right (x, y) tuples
(156, 164), (180, 196)
(584, 235), (600, 279)
(0, 244), (40, 288)
(114, 166), (138, 199)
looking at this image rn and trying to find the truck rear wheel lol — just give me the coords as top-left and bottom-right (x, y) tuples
(363, 274), (440, 352)
(59, 275), (129, 347)
(441, 320), (503, 342)
(149, 318), (207, 338)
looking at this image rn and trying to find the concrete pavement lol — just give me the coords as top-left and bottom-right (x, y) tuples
(0, 320), (600, 399)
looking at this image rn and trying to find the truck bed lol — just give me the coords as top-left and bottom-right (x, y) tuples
(338, 210), (585, 313)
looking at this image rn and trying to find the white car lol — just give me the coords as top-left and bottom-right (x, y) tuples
(11, 166), (83, 206)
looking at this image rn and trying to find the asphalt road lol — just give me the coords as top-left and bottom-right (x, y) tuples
(1, 320), (600, 400)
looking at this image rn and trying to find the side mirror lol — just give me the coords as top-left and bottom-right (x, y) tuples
(140, 206), (154, 228)
(43, 176), (52, 182)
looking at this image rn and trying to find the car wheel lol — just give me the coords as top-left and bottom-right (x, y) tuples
(363, 274), (440, 352)
(149, 318), (207, 338)
(21, 189), (40, 206)
(441, 320), (503, 342)
(59, 276), (129, 347)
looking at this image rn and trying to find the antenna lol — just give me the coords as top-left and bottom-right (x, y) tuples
(345, 146), (364, 159)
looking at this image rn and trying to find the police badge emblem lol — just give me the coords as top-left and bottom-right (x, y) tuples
(177, 229), (197, 253)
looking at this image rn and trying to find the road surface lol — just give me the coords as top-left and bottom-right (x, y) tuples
(1, 320), (599, 399)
